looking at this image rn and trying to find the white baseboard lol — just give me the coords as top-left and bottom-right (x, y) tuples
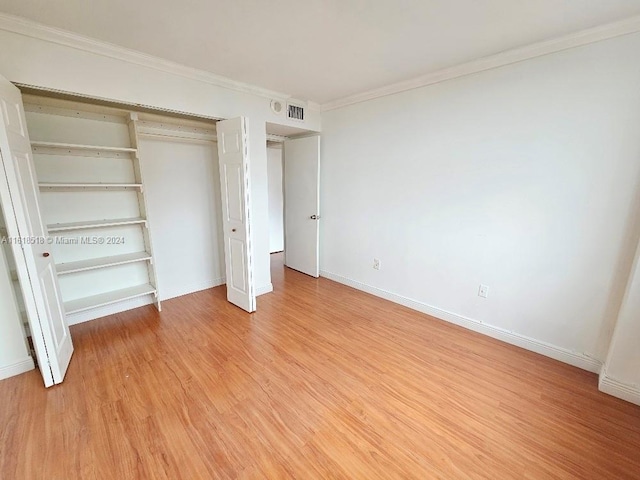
(0, 356), (35, 380)
(320, 270), (603, 373)
(67, 277), (228, 326)
(599, 373), (640, 406)
(160, 277), (226, 301)
(67, 278), (271, 326)
(256, 283), (274, 296)
(67, 295), (156, 326)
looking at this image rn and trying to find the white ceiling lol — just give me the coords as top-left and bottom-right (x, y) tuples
(2, 1), (640, 105)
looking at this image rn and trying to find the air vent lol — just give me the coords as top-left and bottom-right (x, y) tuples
(287, 103), (304, 121)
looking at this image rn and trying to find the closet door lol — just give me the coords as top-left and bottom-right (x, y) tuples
(216, 117), (256, 312)
(0, 75), (73, 386)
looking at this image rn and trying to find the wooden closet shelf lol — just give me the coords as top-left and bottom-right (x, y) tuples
(39, 183), (143, 190)
(64, 283), (157, 315)
(47, 217), (147, 232)
(56, 251), (152, 275)
(31, 141), (137, 153)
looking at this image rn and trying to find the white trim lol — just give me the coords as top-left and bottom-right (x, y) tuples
(266, 134), (287, 143)
(137, 122), (216, 143)
(321, 16), (640, 111)
(67, 277), (229, 325)
(137, 132), (217, 145)
(599, 372), (640, 406)
(0, 356), (35, 380)
(66, 278), (273, 324)
(0, 13), (292, 103)
(320, 270), (603, 373)
(66, 295), (155, 325)
(160, 277), (226, 301)
(256, 283), (274, 296)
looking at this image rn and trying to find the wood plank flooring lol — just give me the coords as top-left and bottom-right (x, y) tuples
(1, 253), (640, 479)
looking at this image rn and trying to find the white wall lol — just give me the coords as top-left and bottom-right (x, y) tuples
(267, 147), (284, 253)
(140, 138), (225, 300)
(601, 239), (640, 405)
(320, 32), (640, 370)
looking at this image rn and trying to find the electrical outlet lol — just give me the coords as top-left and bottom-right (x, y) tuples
(478, 284), (489, 298)
(373, 258), (381, 270)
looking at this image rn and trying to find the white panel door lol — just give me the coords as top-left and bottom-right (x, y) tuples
(216, 117), (256, 312)
(0, 75), (73, 386)
(284, 135), (320, 277)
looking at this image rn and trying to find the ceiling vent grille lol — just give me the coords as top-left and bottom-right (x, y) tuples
(287, 103), (304, 122)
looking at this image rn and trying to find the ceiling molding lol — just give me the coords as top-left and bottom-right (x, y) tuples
(0, 12), (294, 103)
(321, 15), (640, 111)
(2, 11), (639, 112)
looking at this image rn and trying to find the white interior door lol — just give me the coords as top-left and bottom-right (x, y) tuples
(284, 135), (320, 277)
(0, 74), (73, 387)
(216, 117), (256, 312)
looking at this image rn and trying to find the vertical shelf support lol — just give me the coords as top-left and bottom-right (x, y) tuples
(128, 112), (162, 312)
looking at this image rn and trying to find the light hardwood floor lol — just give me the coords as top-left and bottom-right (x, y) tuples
(1, 253), (639, 479)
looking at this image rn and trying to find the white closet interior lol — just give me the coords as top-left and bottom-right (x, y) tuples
(21, 92), (222, 326)
(137, 116), (224, 301)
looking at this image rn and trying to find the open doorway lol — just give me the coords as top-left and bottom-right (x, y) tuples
(267, 144), (284, 255)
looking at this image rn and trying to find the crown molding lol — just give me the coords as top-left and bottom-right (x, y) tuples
(322, 15), (640, 111)
(0, 12), (293, 102)
(3, 12), (639, 113)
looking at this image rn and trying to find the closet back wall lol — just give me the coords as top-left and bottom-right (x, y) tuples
(140, 138), (225, 300)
